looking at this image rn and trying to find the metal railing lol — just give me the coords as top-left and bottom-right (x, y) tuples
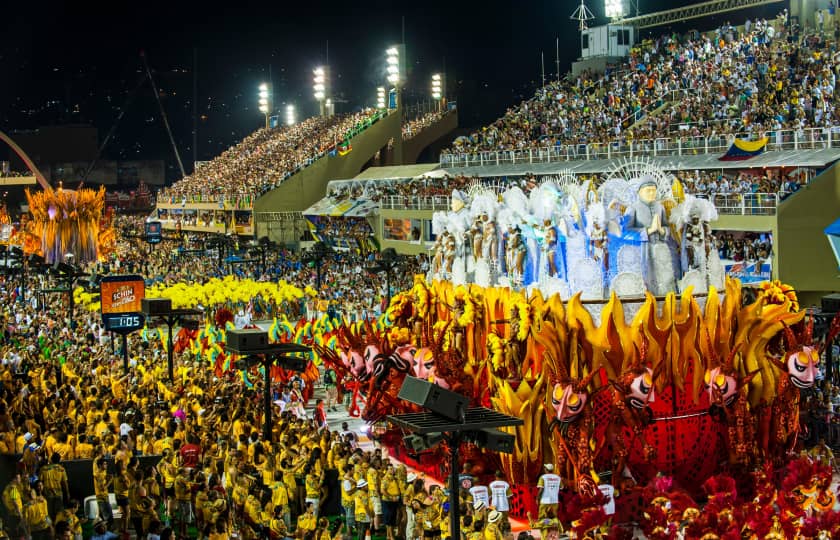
(380, 195), (451, 211)
(702, 192), (789, 215)
(377, 191), (791, 216)
(440, 127), (840, 168)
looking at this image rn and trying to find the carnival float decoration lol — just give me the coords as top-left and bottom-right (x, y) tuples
(309, 160), (840, 534)
(429, 161), (723, 300)
(18, 186), (116, 263)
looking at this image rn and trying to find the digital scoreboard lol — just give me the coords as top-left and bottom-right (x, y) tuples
(102, 313), (146, 333)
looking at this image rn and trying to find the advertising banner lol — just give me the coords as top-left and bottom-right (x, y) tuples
(100, 275), (146, 315)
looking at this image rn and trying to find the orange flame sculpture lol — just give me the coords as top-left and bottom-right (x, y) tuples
(372, 276), (821, 493)
(22, 186), (115, 263)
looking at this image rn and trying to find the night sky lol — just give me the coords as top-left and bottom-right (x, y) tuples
(0, 0), (785, 176)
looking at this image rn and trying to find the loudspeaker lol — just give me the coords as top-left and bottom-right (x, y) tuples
(398, 376), (468, 422)
(467, 428), (515, 454)
(278, 356), (308, 373)
(227, 329), (269, 352)
(141, 298), (172, 316)
(823, 294), (840, 314)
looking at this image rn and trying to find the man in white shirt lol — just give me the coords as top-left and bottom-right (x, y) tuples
(488, 470), (512, 517)
(469, 483), (489, 511)
(536, 463), (562, 518)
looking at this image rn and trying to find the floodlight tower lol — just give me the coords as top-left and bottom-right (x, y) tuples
(313, 66), (329, 117)
(385, 45), (404, 110)
(258, 83), (272, 129)
(431, 73), (444, 110)
(285, 104), (296, 126)
(605, 0), (638, 21)
(376, 87), (387, 110)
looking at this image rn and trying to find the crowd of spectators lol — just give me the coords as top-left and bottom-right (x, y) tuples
(327, 165), (812, 211)
(712, 231), (773, 262)
(159, 110), (382, 207)
(0, 258), (456, 540)
(113, 216), (422, 322)
(444, 11), (840, 157)
(673, 167), (811, 197)
(401, 110), (448, 140)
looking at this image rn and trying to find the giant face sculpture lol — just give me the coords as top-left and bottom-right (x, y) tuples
(413, 347), (436, 380)
(626, 368), (655, 409)
(340, 349), (363, 372)
(704, 368), (738, 406)
(551, 382), (588, 423)
(787, 346), (819, 389)
(339, 347), (368, 381)
(392, 345), (417, 373)
(412, 347), (450, 389)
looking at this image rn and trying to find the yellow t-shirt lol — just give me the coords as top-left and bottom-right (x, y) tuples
(297, 512), (317, 532)
(382, 475), (401, 502)
(354, 491), (371, 522)
(53, 442), (75, 460)
(271, 482), (289, 509)
(174, 475), (191, 502)
(1, 482), (23, 514)
(76, 442), (95, 459)
(40, 464), (67, 496)
(55, 508), (81, 534)
(305, 473), (320, 499)
(24, 497), (49, 530)
(93, 468), (110, 499)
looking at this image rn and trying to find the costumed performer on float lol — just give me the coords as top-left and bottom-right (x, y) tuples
(622, 177), (677, 295)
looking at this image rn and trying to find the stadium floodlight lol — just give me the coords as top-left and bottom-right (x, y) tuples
(431, 73), (442, 101)
(376, 86), (386, 109)
(386, 46), (401, 87)
(605, 0), (625, 19)
(285, 104), (296, 126)
(313, 67), (329, 115)
(258, 82), (272, 127)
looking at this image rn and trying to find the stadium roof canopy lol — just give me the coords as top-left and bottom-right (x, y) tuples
(439, 148), (840, 177)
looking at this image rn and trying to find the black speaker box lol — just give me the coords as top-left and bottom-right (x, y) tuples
(227, 329), (269, 352)
(141, 297), (172, 315)
(823, 293), (840, 314)
(398, 376), (468, 422)
(279, 356), (308, 373)
(469, 428), (515, 454)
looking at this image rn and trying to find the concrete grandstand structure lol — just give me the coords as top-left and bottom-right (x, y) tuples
(154, 105), (459, 245)
(304, 125), (840, 306)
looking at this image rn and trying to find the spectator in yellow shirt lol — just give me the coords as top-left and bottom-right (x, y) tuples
(297, 501), (317, 534)
(269, 505), (289, 539)
(54, 498), (83, 540)
(39, 452), (69, 519)
(354, 479), (372, 539)
(24, 483), (51, 540)
(1, 473), (25, 535)
(381, 465), (402, 540)
(92, 456), (113, 526)
(304, 465), (322, 517)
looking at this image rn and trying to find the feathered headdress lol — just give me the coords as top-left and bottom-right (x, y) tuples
(431, 211), (449, 237)
(470, 192), (498, 222)
(529, 184), (559, 224)
(502, 186), (530, 221)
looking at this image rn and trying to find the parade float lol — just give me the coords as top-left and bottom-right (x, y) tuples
(313, 162), (840, 537)
(17, 186), (116, 263)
